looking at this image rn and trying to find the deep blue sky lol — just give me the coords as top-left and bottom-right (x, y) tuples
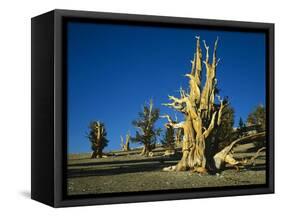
(67, 21), (266, 154)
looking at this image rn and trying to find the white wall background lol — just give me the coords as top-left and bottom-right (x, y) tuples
(0, 0), (279, 215)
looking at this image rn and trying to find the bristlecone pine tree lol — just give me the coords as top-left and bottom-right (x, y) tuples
(120, 132), (131, 151)
(132, 100), (161, 156)
(87, 121), (108, 158)
(163, 36), (226, 172)
(162, 37), (266, 172)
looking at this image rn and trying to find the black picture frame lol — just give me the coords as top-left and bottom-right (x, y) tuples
(31, 9), (274, 207)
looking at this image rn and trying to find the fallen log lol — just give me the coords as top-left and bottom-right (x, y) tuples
(213, 132), (266, 169)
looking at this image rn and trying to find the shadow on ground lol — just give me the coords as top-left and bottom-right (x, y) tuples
(68, 158), (178, 178)
(68, 152), (265, 179)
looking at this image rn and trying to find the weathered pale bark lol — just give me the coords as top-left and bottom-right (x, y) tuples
(162, 37), (225, 172)
(120, 133), (131, 151)
(245, 147), (266, 166)
(213, 132), (266, 169)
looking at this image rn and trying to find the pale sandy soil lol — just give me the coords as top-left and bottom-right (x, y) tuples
(67, 146), (266, 195)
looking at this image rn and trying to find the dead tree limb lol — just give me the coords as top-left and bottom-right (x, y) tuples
(213, 132), (266, 169)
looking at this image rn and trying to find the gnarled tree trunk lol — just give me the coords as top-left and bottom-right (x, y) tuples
(163, 36), (225, 172)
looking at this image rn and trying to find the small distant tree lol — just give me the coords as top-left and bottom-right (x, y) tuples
(87, 121), (108, 158)
(247, 104), (266, 131)
(161, 126), (176, 151)
(120, 132), (130, 152)
(132, 100), (161, 156)
(237, 117), (246, 138)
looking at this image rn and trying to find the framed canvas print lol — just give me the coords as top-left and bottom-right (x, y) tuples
(31, 9), (274, 207)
